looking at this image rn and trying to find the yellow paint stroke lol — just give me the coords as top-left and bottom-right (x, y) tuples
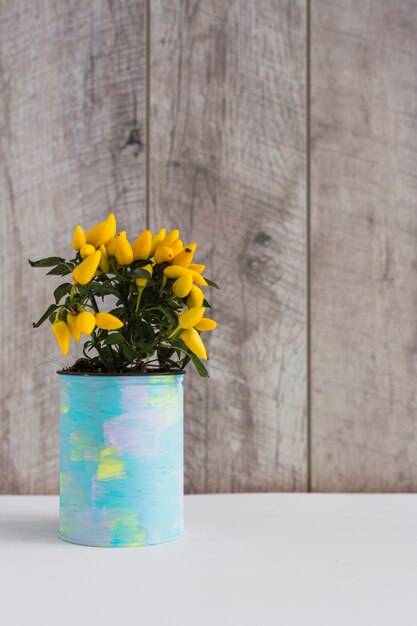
(162, 405), (178, 425)
(147, 386), (180, 425)
(97, 447), (126, 481)
(60, 391), (70, 413)
(105, 513), (145, 546)
(70, 432), (100, 461)
(60, 472), (72, 498)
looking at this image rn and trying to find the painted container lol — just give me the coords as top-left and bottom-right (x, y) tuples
(58, 372), (184, 547)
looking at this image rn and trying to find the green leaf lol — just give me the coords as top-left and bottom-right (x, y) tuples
(129, 260), (150, 271)
(181, 354), (191, 368)
(28, 256), (65, 268)
(103, 333), (125, 346)
(189, 352), (209, 377)
(121, 343), (136, 363)
(82, 342), (95, 358)
(171, 339), (209, 377)
(157, 346), (174, 362)
(162, 280), (173, 296)
(33, 304), (58, 328)
(108, 307), (126, 318)
(109, 259), (129, 282)
(128, 268), (152, 279)
(54, 282), (72, 304)
(157, 305), (178, 325)
(46, 264), (73, 276)
(204, 277), (220, 289)
(86, 283), (120, 298)
(202, 299), (211, 308)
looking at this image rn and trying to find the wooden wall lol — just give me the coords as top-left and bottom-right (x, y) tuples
(149, 0), (307, 493)
(311, 0), (417, 491)
(1, 0), (416, 494)
(0, 1), (147, 493)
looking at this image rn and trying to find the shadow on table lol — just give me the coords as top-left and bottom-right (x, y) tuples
(0, 517), (60, 545)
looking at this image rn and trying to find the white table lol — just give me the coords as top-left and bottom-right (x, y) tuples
(1, 494), (417, 625)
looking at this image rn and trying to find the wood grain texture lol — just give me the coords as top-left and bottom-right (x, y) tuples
(150, 0), (307, 492)
(311, 0), (417, 491)
(0, 0), (146, 494)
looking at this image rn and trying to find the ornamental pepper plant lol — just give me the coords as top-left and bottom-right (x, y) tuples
(29, 214), (218, 376)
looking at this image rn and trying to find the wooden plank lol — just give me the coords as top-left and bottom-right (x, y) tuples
(0, 1), (147, 493)
(150, 1), (307, 492)
(311, 0), (417, 491)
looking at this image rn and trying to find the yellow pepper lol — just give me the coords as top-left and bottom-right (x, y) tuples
(135, 263), (153, 288)
(106, 238), (116, 256)
(52, 320), (71, 355)
(180, 328), (207, 360)
(158, 229), (180, 249)
(85, 220), (112, 248)
(189, 263), (205, 274)
(186, 285), (204, 308)
(87, 214), (115, 247)
(149, 228), (166, 257)
(95, 312), (124, 330)
(98, 244), (109, 273)
(164, 265), (192, 279)
(77, 311), (96, 334)
(72, 225), (86, 251)
(172, 273), (193, 298)
(80, 243), (96, 259)
(154, 246), (174, 264)
(115, 231), (134, 265)
(179, 306), (205, 329)
(172, 243), (196, 268)
(72, 250), (101, 285)
(104, 213), (117, 245)
(85, 222), (102, 245)
(195, 318), (217, 331)
(66, 313), (81, 342)
(132, 229), (152, 260)
(190, 270), (208, 286)
(170, 239), (183, 256)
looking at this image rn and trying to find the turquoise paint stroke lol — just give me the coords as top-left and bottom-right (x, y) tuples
(59, 374), (184, 547)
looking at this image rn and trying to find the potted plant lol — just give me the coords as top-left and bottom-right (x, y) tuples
(30, 213), (218, 547)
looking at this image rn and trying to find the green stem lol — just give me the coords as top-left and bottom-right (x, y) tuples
(106, 344), (115, 369)
(69, 283), (76, 306)
(90, 295), (99, 313)
(159, 275), (167, 295)
(168, 325), (182, 340)
(136, 287), (144, 312)
(54, 306), (64, 322)
(91, 332), (110, 371)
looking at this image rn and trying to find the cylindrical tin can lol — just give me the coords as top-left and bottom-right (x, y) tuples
(58, 372), (184, 547)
